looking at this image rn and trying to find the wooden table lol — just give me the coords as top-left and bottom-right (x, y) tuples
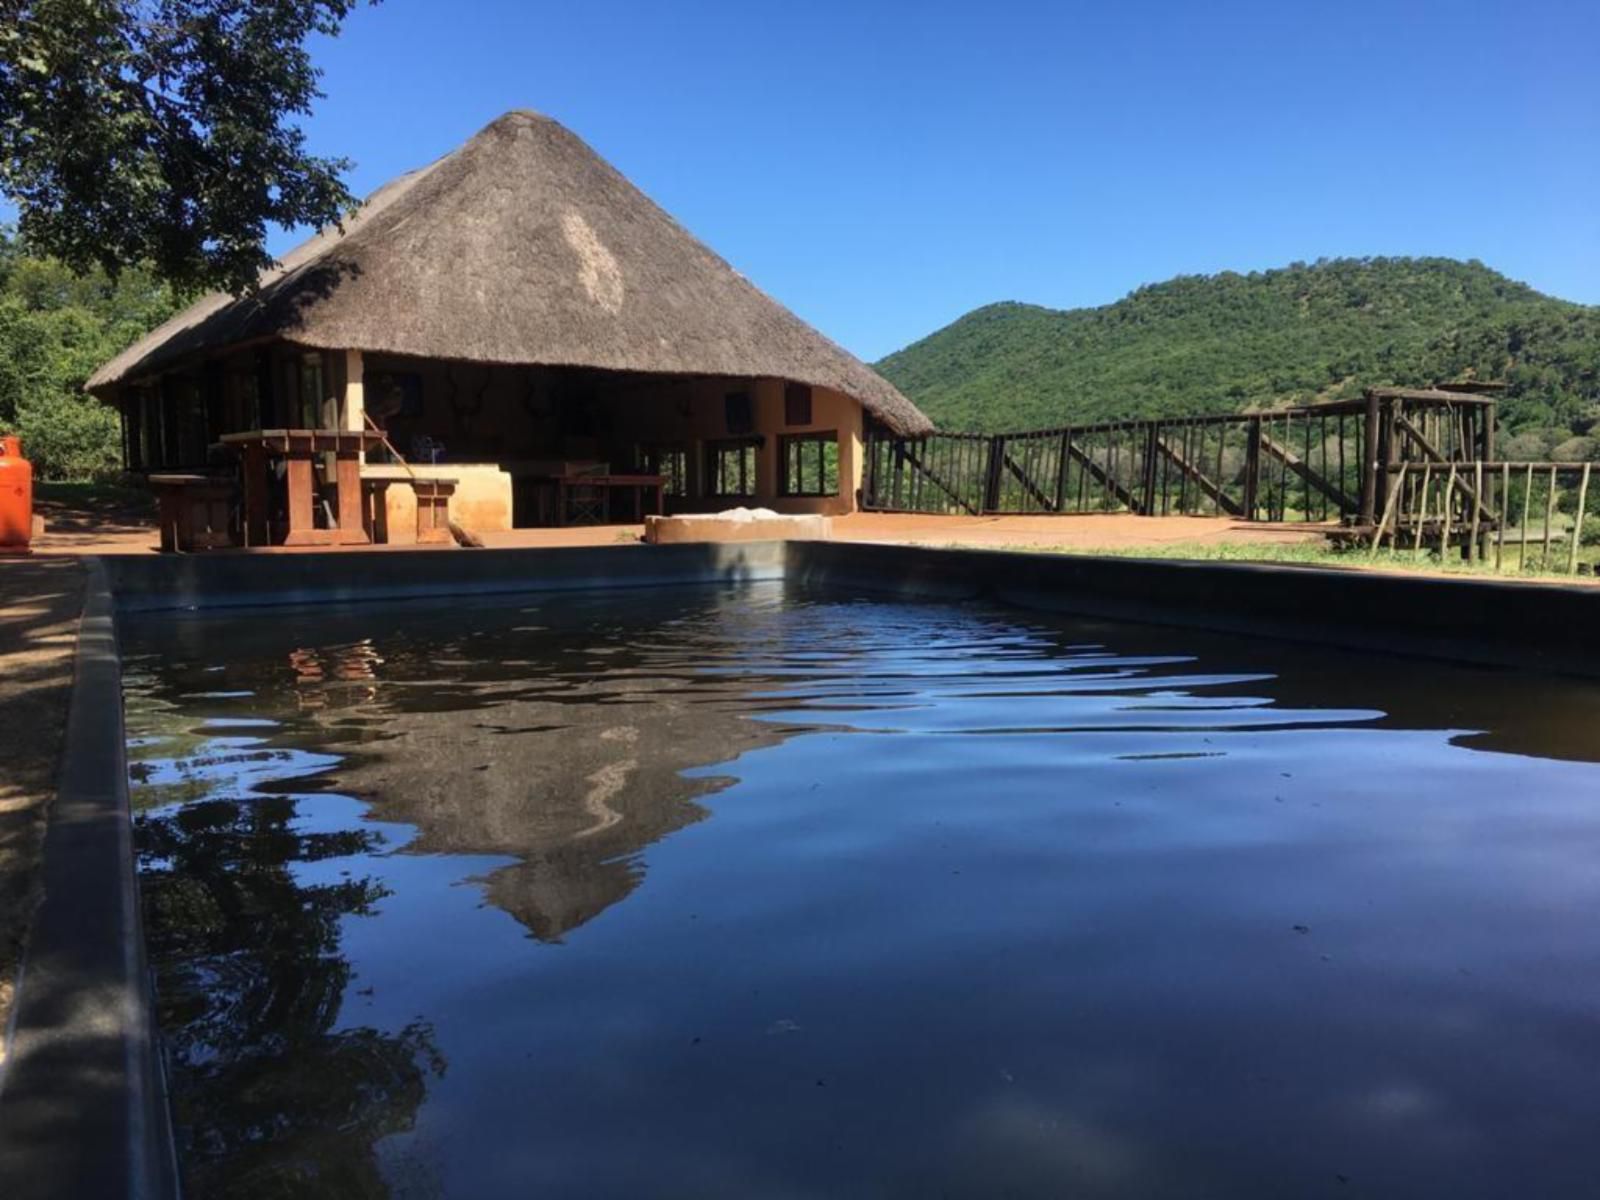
(529, 473), (667, 526)
(221, 429), (388, 547)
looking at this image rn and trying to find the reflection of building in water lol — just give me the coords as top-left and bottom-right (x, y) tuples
(333, 673), (786, 941)
(193, 590), (808, 943)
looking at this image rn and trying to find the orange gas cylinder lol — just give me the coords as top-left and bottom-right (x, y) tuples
(0, 435), (34, 553)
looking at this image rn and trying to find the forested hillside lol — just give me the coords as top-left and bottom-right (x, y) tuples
(0, 230), (176, 479)
(877, 258), (1600, 460)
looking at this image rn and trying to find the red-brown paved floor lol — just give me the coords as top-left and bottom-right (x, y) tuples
(31, 505), (1331, 556)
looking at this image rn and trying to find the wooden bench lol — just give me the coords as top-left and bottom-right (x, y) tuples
(149, 474), (236, 552)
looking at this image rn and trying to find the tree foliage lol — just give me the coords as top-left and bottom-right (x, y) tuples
(0, 0), (367, 296)
(0, 226), (177, 478)
(877, 258), (1600, 453)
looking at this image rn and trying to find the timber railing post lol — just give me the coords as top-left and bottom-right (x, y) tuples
(1054, 428), (1072, 513)
(1243, 417), (1261, 520)
(1359, 388), (1381, 527)
(1141, 422), (1159, 515)
(982, 434), (1004, 513)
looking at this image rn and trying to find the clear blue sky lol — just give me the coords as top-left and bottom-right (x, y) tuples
(292, 0), (1590, 359)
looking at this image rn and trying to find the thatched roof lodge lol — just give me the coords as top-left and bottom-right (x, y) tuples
(91, 110), (931, 537)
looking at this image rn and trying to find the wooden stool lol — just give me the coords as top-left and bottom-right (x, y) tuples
(150, 474), (237, 552)
(412, 478), (457, 545)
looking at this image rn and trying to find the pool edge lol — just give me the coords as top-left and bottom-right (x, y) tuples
(0, 559), (180, 1200)
(787, 541), (1600, 678)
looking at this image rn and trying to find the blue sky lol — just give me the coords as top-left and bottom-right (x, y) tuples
(259, 1), (1598, 358)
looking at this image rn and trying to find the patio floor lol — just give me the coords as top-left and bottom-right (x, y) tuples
(29, 500), (1328, 557)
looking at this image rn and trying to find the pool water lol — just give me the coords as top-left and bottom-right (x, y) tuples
(122, 582), (1600, 1199)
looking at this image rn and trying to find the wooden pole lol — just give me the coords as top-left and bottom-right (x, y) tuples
(1469, 459), (1483, 563)
(1413, 460), (1432, 558)
(1543, 465), (1557, 571)
(1359, 389), (1381, 525)
(1440, 462), (1458, 562)
(1244, 417), (1262, 520)
(1519, 463), (1533, 572)
(1571, 463), (1592, 576)
(1370, 461), (1407, 554)
(1213, 423), (1226, 517)
(1495, 462), (1507, 571)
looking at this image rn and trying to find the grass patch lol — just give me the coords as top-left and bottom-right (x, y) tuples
(996, 539), (1599, 581)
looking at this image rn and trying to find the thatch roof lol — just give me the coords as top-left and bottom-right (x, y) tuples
(88, 111), (933, 435)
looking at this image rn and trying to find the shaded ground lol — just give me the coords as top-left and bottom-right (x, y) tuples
(0, 558), (85, 1061)
(32, 483), (158, 556)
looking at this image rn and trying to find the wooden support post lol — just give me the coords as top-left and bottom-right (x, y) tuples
(1520, 463), (1532, 572)
(1440, 463), (1457, 561)
(1054, 429), (1072, 512)
(1543, 465), (1557, 570)
(334, 449), (367, 542)
(1495, 463), (1507, 571)
(1370, 461), (1407, 555)
(1469, 459), (1483, 563)
(284, 455), (315, 542)
(1142, 423), (1160, 515)
(982, 435), (1004, 513)
(1359, 389), (1381, 525)
(1571, 463), (1592, 576)
(1244, 417), (1261, 520)
(1413, 461), (1432, 558)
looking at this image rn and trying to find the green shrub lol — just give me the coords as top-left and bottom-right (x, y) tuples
(0, 228), (176, 480)
(15, 391), (123, 480)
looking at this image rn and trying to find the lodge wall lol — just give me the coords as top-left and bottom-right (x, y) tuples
(112, 340), (871, 523)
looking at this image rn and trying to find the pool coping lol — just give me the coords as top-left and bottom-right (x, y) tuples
(787, 541), (1600, 679)
(0, 559), (178, 1200)
(1, 538), (1595, 1200)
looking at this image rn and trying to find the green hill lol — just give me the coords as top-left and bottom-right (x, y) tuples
(875, 258), (1600, 459)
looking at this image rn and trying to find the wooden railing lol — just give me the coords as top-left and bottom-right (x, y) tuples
(863, 388), (1494, 523)
(1367, 459), (1594, 575)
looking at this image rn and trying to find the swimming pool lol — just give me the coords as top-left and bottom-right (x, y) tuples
(123, 580), (1600, 1198)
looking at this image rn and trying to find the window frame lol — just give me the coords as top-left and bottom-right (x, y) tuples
(705, 437), (760, 499)
(640, 444), (689, 497)
(778, 431), (840, 498)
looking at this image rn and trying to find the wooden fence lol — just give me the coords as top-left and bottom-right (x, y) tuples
(862, 386), (1598, 574)
(1366, 459), (1594, 574)
(863, 387), (1496, 525)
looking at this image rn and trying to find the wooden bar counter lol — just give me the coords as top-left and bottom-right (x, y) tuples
(221, 429), (388, 547)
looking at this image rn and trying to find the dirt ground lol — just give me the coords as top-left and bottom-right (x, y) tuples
(828, 511), (1328, 548)
(31, 492), (1328, 556)
(0, 558), (85, 1062)
(30, 485), (160, 556)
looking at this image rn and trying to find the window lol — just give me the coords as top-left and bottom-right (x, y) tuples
(780, 432), (839, 497)
(784, 383), (813, 427)
(640, 445), (688, 497)
(706, 438), (759, 498)
(724, 391), (753, 435)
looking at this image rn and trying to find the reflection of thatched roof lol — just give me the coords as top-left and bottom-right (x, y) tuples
(88, 110), (933, 435)
(330, 666), (784, 942)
